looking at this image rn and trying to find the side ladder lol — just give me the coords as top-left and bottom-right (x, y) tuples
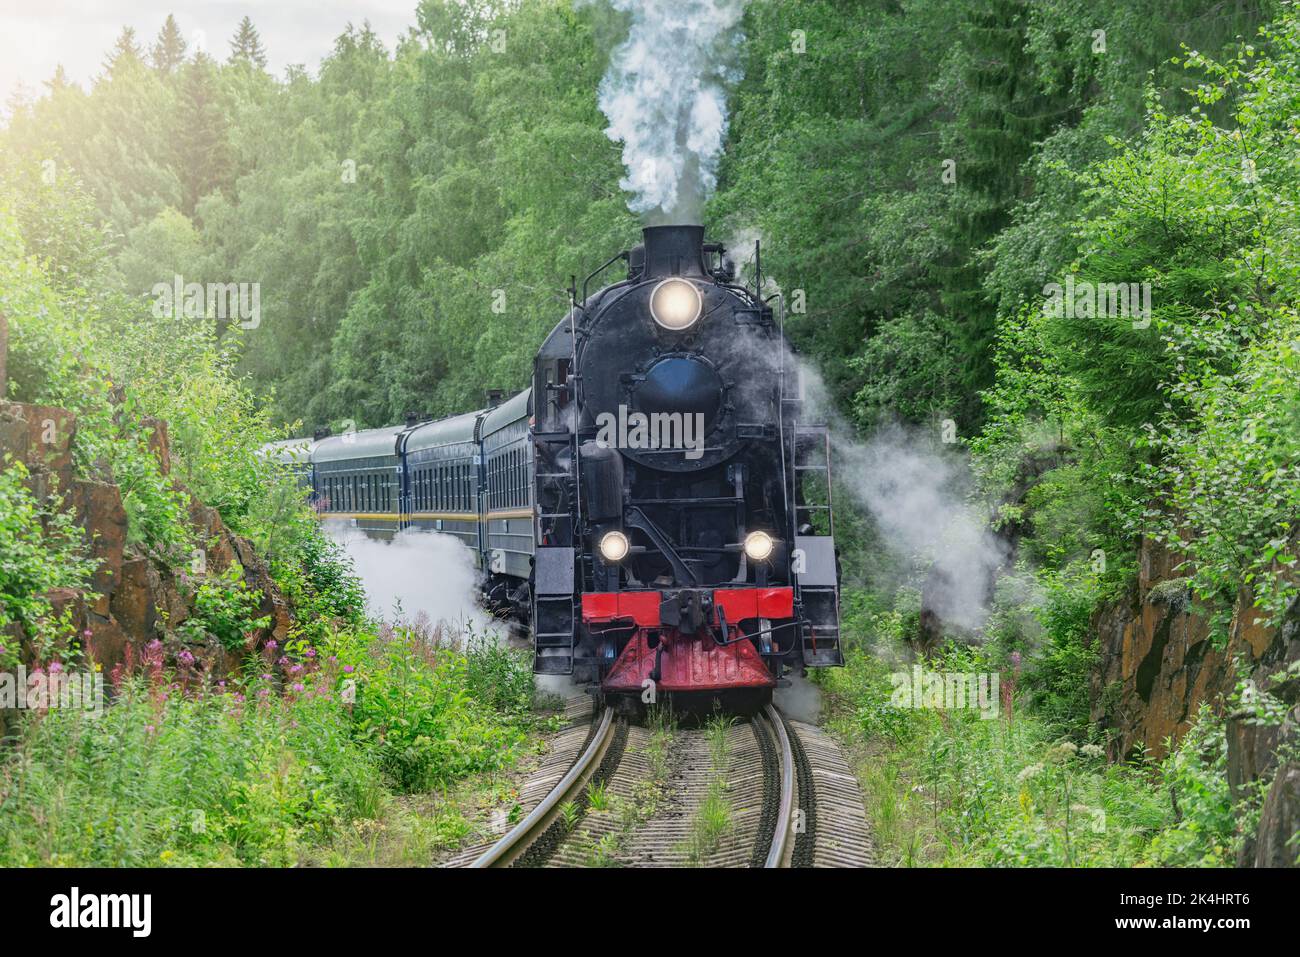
(531, 428), (579, 675)
(791, 423), (843, 667)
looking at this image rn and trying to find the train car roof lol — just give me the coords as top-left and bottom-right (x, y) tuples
(404, 408), (484, 453)
(312, 424), (406, 463)
(480, 388), (531, 438)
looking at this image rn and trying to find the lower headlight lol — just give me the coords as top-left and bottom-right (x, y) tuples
(599, 530), (630, 562)
(743, 530), (775, 562)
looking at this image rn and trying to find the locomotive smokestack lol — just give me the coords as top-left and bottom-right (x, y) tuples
(640, 224), (707, 279)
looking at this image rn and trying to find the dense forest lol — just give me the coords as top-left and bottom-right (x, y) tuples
(4, 0), (1300, 868)
(1, 0), (1269, 433)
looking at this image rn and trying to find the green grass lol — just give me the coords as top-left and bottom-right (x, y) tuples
(585, 779), (610, 813)
(644, 704), (677, 782)
(0, 622), (544, 867)
(680, 714), (734, 864)
(705, 713), (732, 769)
(684, 789), (733, 863)
(582, 832), (621, 868)
(818, 631), (1244, 867)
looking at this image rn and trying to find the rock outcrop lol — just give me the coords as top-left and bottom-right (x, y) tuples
(1093, 536), (1300, 866)
(0, 396), (290, 681)
(1254, 760), (1300, 867)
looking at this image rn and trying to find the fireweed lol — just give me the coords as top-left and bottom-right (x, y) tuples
(0, 621), (536, 866)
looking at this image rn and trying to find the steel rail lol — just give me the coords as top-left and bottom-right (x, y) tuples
(762, 703), (796, 868)
(470, 706), (615, 868)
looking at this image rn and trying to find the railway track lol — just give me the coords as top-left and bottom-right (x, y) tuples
(449, 698), (874, 869)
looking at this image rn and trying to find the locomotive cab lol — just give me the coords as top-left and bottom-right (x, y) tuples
(530, 224), (843, 714)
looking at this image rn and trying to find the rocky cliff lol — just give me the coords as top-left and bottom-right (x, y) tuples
(0, 394), (290, 683)
(1093, 537), (1300, 866)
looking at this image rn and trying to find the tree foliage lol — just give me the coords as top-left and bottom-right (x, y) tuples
(1, 1), (1272, 438)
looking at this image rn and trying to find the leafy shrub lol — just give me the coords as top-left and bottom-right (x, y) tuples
(463, 630), (535, 716)
(850, 310), (966, 424)
(1139, 308), (1300, 635)
(288, 527), (367, 624)
(333, 624), (530, 793)
(819, 644), (922, 745)
(1020, 569), (1102, 741)
(817, 588), (927, 744)
(178, 565), (271, 652)
(1143, 704), (1242, 867)
(0, 460), (97, 664)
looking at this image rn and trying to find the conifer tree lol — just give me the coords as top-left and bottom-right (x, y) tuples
(932, 0), (1072, 419)
(44, 65), (74, 94)
(151, 15), (188, 75)
(102, 26), (144, 78)
(228, 16), (268, 69)
(175, 51), (230, 214)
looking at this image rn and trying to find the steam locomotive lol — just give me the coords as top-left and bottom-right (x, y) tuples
(265, 225), (843, 711)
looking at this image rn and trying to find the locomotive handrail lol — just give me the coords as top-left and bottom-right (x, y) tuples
(580, 250), (629, 308)
(765, 290), (793, 568)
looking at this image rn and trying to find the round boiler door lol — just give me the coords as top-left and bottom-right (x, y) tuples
(634, 356), (724, 429)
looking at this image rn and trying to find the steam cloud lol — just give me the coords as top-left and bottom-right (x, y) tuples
(797, 359), (1009, 632)
(833, 424), (1008, 631)
(591, 0), (748, 222)
(326, 527), (504, 638)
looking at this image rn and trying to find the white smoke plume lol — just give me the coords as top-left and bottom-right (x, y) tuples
(796, 357), (1010, 632)
(832, 424), (1008, 631)
(326, 527), (504, 639)
(591, 0), (748, 222)
(719, 320), (1010, 631)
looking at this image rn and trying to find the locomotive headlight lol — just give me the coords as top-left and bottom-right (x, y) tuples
(599, 530), (631, 562)
(743, 530), (775, 562)
(649, 278), (703, 331)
